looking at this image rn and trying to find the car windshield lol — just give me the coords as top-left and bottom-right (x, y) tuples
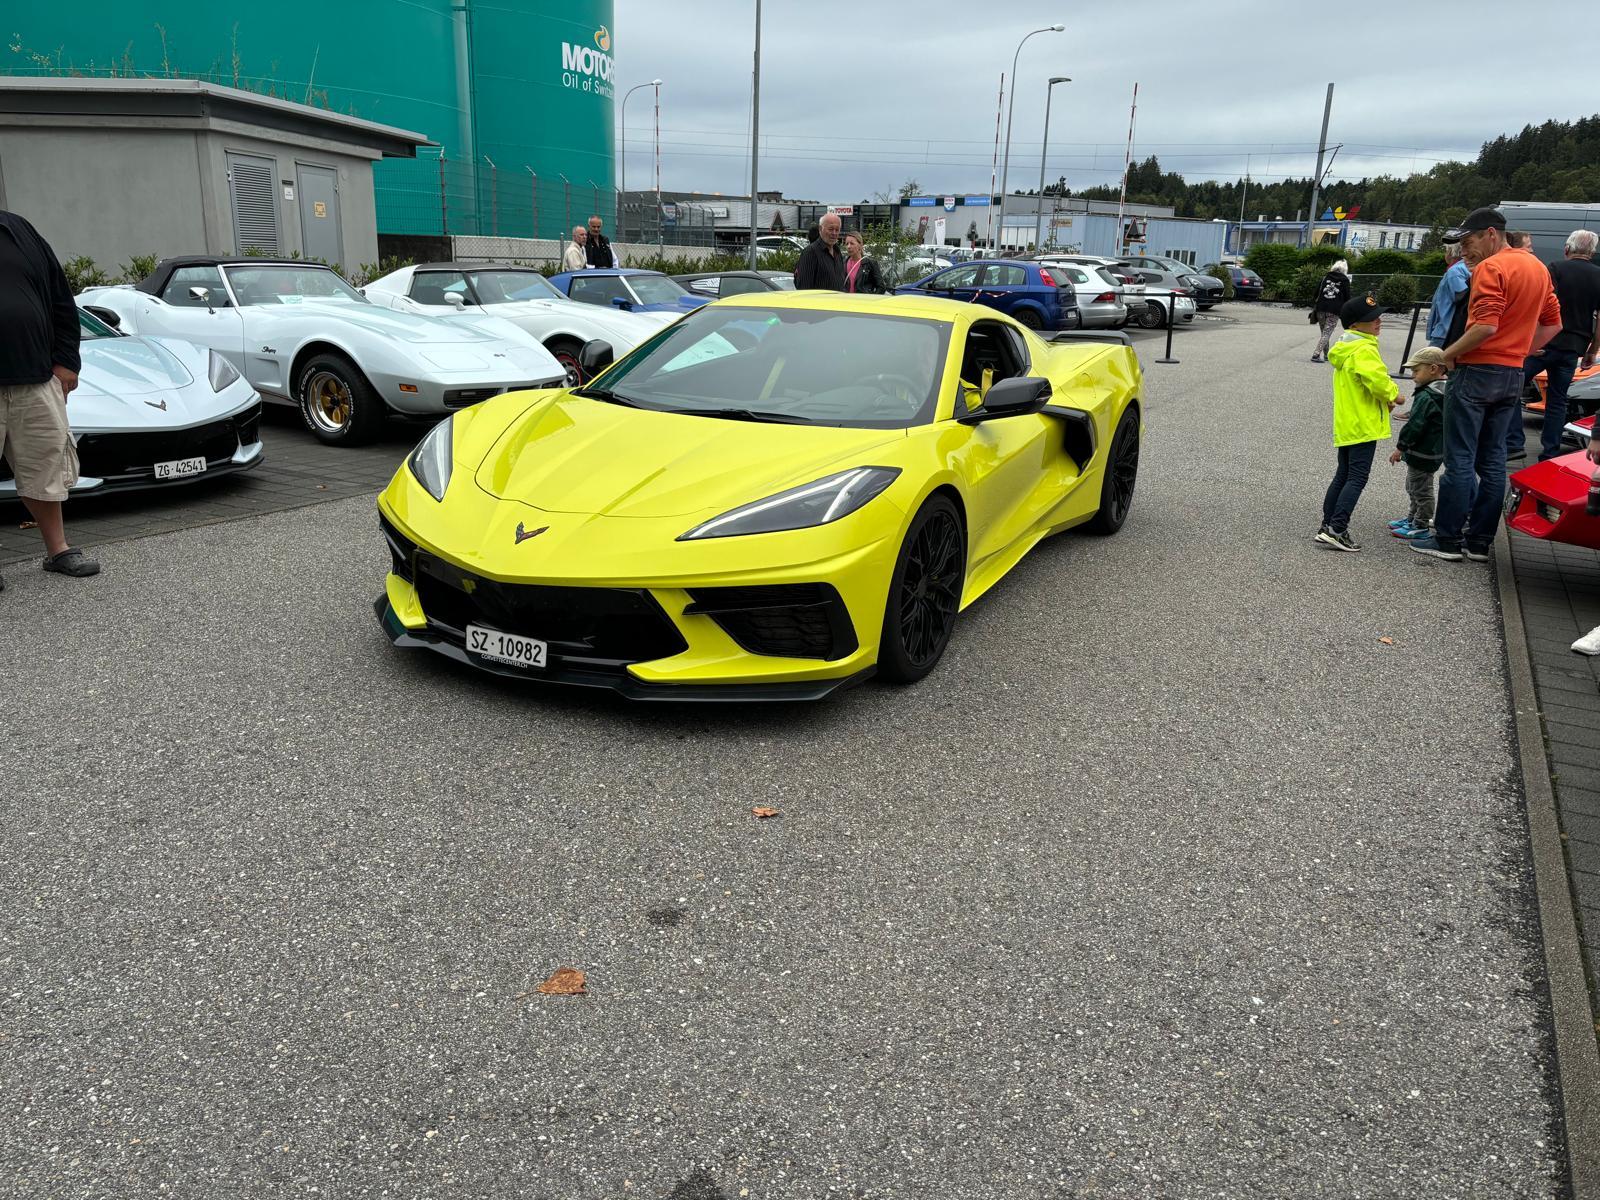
(468, 270), (563, 303)
(587, 305), (950, 429)
(77, 308), (119, 339)
(765, 274), (796, 290)
(627, 274), (691, 305)
(225, 265), (366, 307)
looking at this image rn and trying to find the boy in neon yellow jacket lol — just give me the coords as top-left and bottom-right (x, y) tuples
(1316, 294), (1401, 552)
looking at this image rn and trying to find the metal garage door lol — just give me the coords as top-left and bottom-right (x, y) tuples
(227, 153), (280, 255)
(296, 164), (343, 266)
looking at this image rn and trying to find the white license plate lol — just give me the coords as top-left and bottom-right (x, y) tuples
(466, 624), (547, 669)
(153, 456), (207, 480)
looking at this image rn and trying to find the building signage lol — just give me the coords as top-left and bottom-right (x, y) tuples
(707, 205), (729, 218)
(963, 196), (990, 207)
(942, 197), (956, 212)
(561, 25), (614, 97)
(828, 205), (854, 216)
(907, 196), (936, 207)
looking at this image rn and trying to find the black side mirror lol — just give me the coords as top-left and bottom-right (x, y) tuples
(967, 376), (1052, 421)
(84, 305), (121, 329)
(579, 339), (614, 376)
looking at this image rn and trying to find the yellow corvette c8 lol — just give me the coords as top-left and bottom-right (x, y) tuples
(374, 292), (1142, 700)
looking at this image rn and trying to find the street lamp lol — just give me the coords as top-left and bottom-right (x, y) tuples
(996, 23), (1063, 252)
(620, 79), (662, 242)
(1034, 77), (1070, 252)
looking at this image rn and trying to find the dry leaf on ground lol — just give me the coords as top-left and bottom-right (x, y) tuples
(1379, 636), (1395, 645)
(533, 967), (587, 996)
(751, 806), (781, 818)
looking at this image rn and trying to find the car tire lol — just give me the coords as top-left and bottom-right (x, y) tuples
(1016, 309), (1044, 331)
(878, 495), (966, 685)
(1084, 406), (1140, 536)
(546, 337), (585, 387)
(297, 353), (384, 446)
(1136, 302), (1165, 329)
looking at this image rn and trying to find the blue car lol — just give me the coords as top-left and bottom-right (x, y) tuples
(894, 259), (1080, 331)
(547, 268), (710, 314)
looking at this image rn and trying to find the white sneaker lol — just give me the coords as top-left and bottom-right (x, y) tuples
(1572, 625), (1600, 655)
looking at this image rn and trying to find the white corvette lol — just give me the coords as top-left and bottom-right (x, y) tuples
(79, 257), (565, 446)
(0, 307), (263, 499)
(362, 262), (676, 387)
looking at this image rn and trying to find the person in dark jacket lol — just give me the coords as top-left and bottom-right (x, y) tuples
(585, 215), (617, 268)
(0, 210), (98, 590)
(1386, 347), (1448, 539)
(1310, 259), (1351, 361)
(794, 213), (845, 291)
(842, 231), (885, 294)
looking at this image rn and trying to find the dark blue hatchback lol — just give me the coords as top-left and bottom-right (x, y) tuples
(894, 259), (1081, 331)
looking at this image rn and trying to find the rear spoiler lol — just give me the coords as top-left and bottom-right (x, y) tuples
(1046, 330), (1131, 347)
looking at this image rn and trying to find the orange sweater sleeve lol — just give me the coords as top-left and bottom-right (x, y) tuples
(1468, 259), (1505, 326)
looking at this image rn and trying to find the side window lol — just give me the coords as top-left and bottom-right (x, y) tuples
(569, 275), (629, 306)
(959, 321), (1028, 401)
(162, 266), (229, 308)
(982, 264), (1027, 287)
(720, 276), (768, 296)
(927, 265), (981, 291)
(409, 271), (470, 306)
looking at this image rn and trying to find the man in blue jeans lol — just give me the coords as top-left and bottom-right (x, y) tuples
(1506, 230), (1600, 461)
(1412, 208), (1562, 563)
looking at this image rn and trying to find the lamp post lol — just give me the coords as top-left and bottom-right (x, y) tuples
(620, 79), (662, 242)
(747, 0), (763, 270)
(1034, 76), (1070, 252)
(996, 23), (1063, 254)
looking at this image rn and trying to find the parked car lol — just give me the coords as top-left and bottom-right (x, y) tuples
(1224, 266), (1265, 300)
(548, 268), (710, 314)
(754, 235), (808, 255)
(78, 257), (564, 446)
(1116, 255), (1224, 309)
(893, 259), (1080, 332)
(363, 262), (674, 386)
(1134, 287), (1198, 329)
(1040, 255), (1148, 317)
(1038, 262), (1128, 329)
(674, 270), (795, 298)
(3, 306), (264, 500)
(1508, 449), (1600, 549)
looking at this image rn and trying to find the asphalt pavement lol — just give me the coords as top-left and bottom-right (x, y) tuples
(0, 306), (1564, 1198)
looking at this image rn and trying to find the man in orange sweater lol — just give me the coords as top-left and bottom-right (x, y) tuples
(1411, 207), (1562, 561)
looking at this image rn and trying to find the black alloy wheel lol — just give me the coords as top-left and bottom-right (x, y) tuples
(1015, 309), (1044, 331)
(878, 496), (966, 684)
(1085, 406), (1140, 535)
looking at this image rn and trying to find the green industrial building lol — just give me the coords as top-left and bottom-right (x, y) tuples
(3, 0), (618, 241)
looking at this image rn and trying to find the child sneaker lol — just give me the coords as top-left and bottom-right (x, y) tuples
(1398, 524), (1434, 541)
(1388, 517), (1411, 529)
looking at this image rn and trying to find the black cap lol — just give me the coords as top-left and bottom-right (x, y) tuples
(1442, 206), (1507, 244)
(1340, 293), (1388, 327)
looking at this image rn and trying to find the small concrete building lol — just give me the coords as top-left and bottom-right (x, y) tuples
(0, 77), (433, 273)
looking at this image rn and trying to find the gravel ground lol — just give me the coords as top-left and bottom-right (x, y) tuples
(0, 306), (1563, 1198)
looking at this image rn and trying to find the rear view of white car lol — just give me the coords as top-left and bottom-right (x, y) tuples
(362, 262), (674, 386)
(0, 307), (263, 500)
(79, 258), (565, 446)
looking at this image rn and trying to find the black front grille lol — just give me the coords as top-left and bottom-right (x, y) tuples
(444, 383), (546, 409)
(686, 584), (857, 661)
(74, 404), (259, 481)
(406, 540), (687, 668)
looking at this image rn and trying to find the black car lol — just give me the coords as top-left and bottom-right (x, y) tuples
(673, 270), (795, 298)
(1226, 266), (1265, 301)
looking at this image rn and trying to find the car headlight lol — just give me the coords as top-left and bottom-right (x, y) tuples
(408, 418), (453, 502)
(678, 466), (901, 541)
(207, 350), (242, 392)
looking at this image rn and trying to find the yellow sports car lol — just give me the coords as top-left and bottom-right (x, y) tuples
(375, 292), (1142, 699)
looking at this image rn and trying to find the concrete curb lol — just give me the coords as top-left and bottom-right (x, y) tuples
(1495, 531), (1600, 1197)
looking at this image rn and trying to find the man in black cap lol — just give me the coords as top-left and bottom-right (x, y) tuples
(1410, 206), (1561, 562)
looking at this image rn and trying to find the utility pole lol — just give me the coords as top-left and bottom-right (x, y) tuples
(1237, 154), (1250, 256)
(1305, 83), (1334, 250)
(747, 0), (762, 270)
(987, 74), (1004, 251)
(1115, 83), (1138, 255)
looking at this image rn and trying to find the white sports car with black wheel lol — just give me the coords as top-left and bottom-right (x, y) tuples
(0, 307), (263, 500)
(362, 263), (675, 387)
(78, 257), (565, 446)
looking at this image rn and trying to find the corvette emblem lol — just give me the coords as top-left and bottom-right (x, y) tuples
(145, 398), (168, 411)
(514, 522), (549, 544)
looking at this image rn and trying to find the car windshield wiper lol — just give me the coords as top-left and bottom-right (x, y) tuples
(673, 407), (810, 425)
(573, 384), (644, 408)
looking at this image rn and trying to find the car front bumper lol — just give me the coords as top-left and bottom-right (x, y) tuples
(1507, 451), (1600, 549)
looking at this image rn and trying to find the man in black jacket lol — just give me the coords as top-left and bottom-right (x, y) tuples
(794, 213), (845, 291)
(585, 216), (617, 269)
(0, 210), (98, 591)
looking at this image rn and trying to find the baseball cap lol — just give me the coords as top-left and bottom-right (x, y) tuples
(1404, 346), (1447, 369)
(1340, 293), (1388, 327)
(1442, 207), (1507, 244)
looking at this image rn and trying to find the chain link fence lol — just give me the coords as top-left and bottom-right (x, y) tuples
(375, 151), (619, 243)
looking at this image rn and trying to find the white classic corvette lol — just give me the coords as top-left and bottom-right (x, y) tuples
(79, 258), (565, 446)
(362, 262), (676, 387)
(1, 307), (263, 499)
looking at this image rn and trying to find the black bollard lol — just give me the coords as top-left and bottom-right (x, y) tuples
(1154, 292), (1179, 364)
(1390, 303), (1422, 379)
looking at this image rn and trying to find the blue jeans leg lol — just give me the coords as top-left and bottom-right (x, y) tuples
(1436, 363), (1522, 550)
(1506, 358), (1541, 457)
(1325, 441), (1375, 533)
(1538, 349), (1580, 461)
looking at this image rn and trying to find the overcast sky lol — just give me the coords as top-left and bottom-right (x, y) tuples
(613, 0), (1594, 204)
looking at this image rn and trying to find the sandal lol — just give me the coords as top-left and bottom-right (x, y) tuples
(43, 547), (100, 577)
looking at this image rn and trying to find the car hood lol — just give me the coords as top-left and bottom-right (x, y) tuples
(282, 299), (524, 346)
(77, 335), (194, 397)
(474, 392), (904, 518)
(483, 300), (669, 348)
(71, 336), (250, 430)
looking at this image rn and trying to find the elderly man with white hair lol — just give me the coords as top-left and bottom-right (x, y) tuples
(1512, 228), (1600, 461)
(562, 226), (589, 273)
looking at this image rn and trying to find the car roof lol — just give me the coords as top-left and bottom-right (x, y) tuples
(136, 255), (332, 295)
(710, 289), (994, 325)
(674, 271), (765, 282)
(412, 261), (544, 273)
